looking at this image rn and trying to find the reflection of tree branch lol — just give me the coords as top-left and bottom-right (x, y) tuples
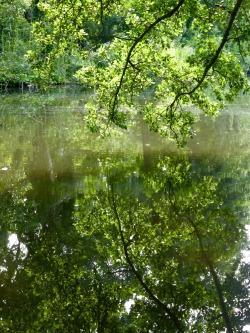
(165, 171), (234, 332)
(168, 0), (244, 111)
(107, 268), (132, 275)
(99, 0), (103, 25)
(92, 263), (112, 333)
(185, 216), (234, 333)
(214, 4), (232, 14)
(108, 185), (185, 333)
(109, 0), (185, 122)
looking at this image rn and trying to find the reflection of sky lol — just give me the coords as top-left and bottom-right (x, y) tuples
(8, 233), (28, 257)
(243, 325), (250, 333)
(8, 233), (19, 247)
(0, 234), (28, 272)
(241, 224), (250, 332)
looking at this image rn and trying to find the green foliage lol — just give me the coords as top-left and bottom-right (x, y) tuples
(0, 0), (84, 89)
(0, 0), (35, 88)
(29, 0), (250, 143)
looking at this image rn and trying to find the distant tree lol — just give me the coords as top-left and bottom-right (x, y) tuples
(0, 0), (35, 87)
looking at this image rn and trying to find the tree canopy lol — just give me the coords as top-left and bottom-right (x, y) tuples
(1, 0), (249, 144)
(28, 0), (250, 143)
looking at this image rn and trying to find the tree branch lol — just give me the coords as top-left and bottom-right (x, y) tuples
(168, 0), (244, 111)
(109, 0), (186, 122)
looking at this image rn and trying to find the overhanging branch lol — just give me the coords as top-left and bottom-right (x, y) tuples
(168, 0), (244, 111)
(109, 0), (186, 122)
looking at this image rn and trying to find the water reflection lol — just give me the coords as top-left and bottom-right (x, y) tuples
(0, 89), (249, 332)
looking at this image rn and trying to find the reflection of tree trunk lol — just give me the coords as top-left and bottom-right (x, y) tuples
(25, 123), (55, 223)
(140, 117), (151, 171)
(167, 189), (234, 332)
(207, 260), (234, 333)
(186, 216), (234, 333)
(26, 125), (54, 183)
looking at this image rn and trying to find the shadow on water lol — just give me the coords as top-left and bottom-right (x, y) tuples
(0, 89), (250, 332)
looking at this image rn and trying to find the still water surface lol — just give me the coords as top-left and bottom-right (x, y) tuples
(0, 88), (250, 332)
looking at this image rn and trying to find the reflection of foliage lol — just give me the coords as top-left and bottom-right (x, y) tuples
(0, 146), (249, 332)
(26, 237), (128, 332)
(0, 153), (249, 331)
(0, 93), (250, 332)
(73, 155), (249, 332)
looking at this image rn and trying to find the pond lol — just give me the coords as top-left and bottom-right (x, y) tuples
(0, 87), (250, 332)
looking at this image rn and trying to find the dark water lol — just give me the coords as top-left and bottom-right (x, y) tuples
(0, 88), (249, 332)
